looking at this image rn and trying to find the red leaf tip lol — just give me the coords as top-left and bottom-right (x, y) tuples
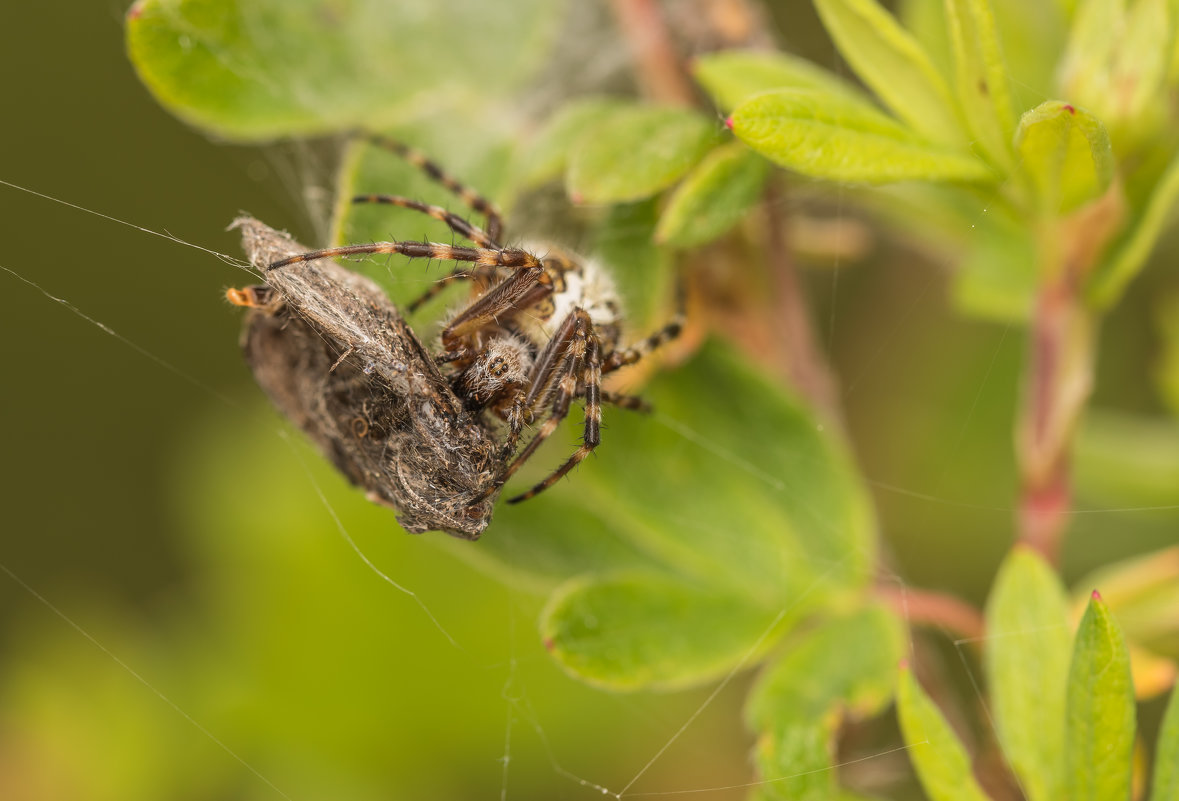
(1063, 104), (1076, 115)
(724, 116), (734, 130)
(127, 0), (145, 19)
(1091, 589), (1102, 601)
(543, 637), (555, 652)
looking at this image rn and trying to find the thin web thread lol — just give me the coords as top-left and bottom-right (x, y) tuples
(0, 561), (296, 801)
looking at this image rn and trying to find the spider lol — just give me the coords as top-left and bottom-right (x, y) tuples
(255, 132), (683, 506)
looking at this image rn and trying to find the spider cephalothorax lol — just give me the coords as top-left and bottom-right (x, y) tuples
(231, 132), (682, 528)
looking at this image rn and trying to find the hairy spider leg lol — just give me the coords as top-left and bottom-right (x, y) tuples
(503, 309), (603, 504)
(354, 131), (505, 243)
(602, 313), (685, 373)
(439, 266), (552, 349)
(267, 241), (540, 273)
(600, 390), (651, 412)
(350, 195), (499, 248)
(350, 195), (506, 311)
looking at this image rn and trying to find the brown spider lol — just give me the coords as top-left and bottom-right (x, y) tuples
(247, 132), (682, 507)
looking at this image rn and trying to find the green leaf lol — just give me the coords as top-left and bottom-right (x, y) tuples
(900, 0), (954, 77)
(1111, 0), (1174, 135)
(1072, 546), (1179, 656)
(984, 545), (1072, 801)
(1089, 151), (1179, 308)
(950, 210), (1038, 321)
(813, 0), (966, 144)
(126, 0), (559, 140)
(753, 720), (835, 801)
(565, 106), (720, 204)
(1066, 592), (1136, 801)
(1151, 686), (1179, 801)
(746, 605), (904, 731)
(514, 341), (874, 689)
(693, 49), (873, 112)
(514, 97), (631, 189)
(745, 606), (903, 800)
(1014, 101), (1115, 215)
(655, 142), (771, 247)
(896, 665), (993, 801)
(1058, 0), (1124, 126)
(944, 0), (1017, 169)
(729, 89), (993, 184)
(540, 571), (784, 691)
(988, 0), (1070, 110)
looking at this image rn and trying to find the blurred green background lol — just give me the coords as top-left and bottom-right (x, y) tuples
(2, 1), (1178, 800)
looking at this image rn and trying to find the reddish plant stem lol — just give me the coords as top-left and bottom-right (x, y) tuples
(608, 0), (697, 106)
(1016, 279), (1086, 565)
(1014, 183), (1123, 563)
(876, 585), (986, 644)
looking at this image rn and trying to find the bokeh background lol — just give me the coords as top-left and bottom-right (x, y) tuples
(2, 1), (1177, 799)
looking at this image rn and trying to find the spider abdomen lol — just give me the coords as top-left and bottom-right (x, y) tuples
(514, 249), (623, 354)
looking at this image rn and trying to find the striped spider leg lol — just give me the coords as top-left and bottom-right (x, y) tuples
(260, 132), (686, 514)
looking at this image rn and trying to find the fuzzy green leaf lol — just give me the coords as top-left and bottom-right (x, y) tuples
(566, 106), (720, 204)
(985, 546), (1072, 801)
(813, 0), (965, 144)
(540, 572), (784, 691)
(945, 0), (1016, 169)
(951, 217), (1038, 321)
(126, 0), (558, 140)
(693, 49), (873, 112)
(655, 142), (771, 247)
(747, 605), (903, 731)
(746, 606), (902, 799)
(1066, 592), (1136, 801)
(754, 720), (835, 801)
(515, 97), (631, 189)
(1089, 151), (1179, 308)
(896, 665), (992, 801)
(1151, 687), (1179, 801)
(1014, 101), (1115, 215)
(1058, 0), (1123, 119)
(1112, 0), (1173, 134)
(1072, 546), (1179, 657)
(526, 340), (872, 689)
(730, 89), (993, 184)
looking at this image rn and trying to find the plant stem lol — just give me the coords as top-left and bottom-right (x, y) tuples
(1016, 277), (1091, 564)
(608, 0), (697, 106)
(1015, 188), (1122, 563)
(876, 585), (986, 644)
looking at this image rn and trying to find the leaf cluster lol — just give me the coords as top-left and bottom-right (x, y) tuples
(122, 1), (1179, 799)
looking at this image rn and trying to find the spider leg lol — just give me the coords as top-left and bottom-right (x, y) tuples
(351, 195), (499, 248)
(602, 315), (684, 374)
(600, 390), (651, 412)
(267, 241), (540, 272)
(506, 313), (602, 504)
(353, 131), (505, 243)
(440, 266), (553, 347)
